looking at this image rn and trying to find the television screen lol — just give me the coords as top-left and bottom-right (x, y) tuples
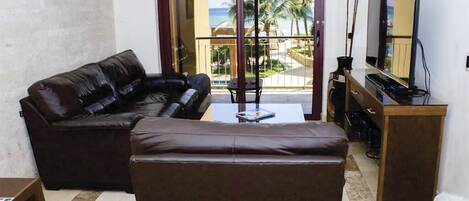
(366, 0), (418, 87)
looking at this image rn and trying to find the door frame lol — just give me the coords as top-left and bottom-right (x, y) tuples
(157, 0), (175, 74)
(156, 0), (325, 120)
(307, 0), (325, 120)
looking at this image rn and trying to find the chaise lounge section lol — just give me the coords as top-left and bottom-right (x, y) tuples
(130, 118), (349, 201)
(20, 50), (210, 191)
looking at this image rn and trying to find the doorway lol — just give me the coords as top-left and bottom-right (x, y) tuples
(157, 0), (324, 120)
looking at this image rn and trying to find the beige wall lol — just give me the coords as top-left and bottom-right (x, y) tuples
(393, 0), (415, 36)
(390, 0), (415, 78)
(194, 0), (212, 76)
(169, 0), (211, 75)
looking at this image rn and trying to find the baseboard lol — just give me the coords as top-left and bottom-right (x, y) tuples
(321, 112), (327, 122)
(435, 193), (469, 201)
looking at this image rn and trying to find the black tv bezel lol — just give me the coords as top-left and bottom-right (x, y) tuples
(366, 0), (421, 88)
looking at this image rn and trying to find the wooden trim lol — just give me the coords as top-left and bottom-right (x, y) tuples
(0, 178), (45, 201)
(311, 0), (325, 120)
(434, 117), (446, 196)
(383, 106), (447, 116)
(157, 0), (174, 75)
(13, 179), (36, 198)
(235, 0), (246, 103)
(377, 116), (390, 201)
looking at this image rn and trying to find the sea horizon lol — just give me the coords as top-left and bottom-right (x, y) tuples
(209, 8), (310, 36)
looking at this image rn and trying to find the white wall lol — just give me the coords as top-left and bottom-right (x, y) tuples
(414, 0), (469, 200)
(0, 0), (116, 176)
(322, 0), (369, 119)
(113, 0), (162, 73)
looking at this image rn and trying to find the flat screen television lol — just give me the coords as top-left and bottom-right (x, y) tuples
(366, 0), (420, 88)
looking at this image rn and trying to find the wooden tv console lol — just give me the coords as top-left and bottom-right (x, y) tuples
(344, 68), (447, 201)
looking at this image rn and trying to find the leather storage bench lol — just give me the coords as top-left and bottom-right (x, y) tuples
(130, 118), (349, 201)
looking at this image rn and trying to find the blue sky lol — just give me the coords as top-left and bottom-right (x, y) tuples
(209, 0), (231, 8)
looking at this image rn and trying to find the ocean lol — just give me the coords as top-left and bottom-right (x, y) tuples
(209, 8), (310, 36)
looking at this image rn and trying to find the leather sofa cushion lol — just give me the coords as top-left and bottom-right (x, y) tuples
(125, 103), (166, 117)
(131, 118), (349, 158)
(28, 64), (117, 121)
(121, 92), (169, 117)
(99, 50), (146, 102)
(52, 113), (144, 131)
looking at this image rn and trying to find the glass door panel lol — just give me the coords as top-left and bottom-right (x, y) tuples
(244, 0), (317, 115)
(167, 0), (323, 118)
(169, 0), (251, 103)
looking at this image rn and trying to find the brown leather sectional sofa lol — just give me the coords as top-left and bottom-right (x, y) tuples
(130, 118), (349, 201)
(20, 50), (210, 191)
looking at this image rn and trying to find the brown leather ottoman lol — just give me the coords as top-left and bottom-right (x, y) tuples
(130, 118), (349, 201)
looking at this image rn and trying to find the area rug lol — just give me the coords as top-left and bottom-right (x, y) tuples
(344, 155), (375, 201)
(71, 191), (102, 201)
(71, 155), (374, 201)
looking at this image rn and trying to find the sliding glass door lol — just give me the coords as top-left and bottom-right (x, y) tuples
(159, 0), (324, 119)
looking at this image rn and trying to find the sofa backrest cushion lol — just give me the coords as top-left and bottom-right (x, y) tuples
(131, 118), (349, 159)
(28, 64), (117, 121)
(99, 50), (146, 101)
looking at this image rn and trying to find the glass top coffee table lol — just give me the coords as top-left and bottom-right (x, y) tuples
(201, 103), (305, 123)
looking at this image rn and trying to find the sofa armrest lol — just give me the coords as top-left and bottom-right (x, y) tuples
(188, 74), (211, 96)
(52, 113), (144, 131)
(145, 73), (188, 92)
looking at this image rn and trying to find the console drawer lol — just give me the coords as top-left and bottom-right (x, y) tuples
(363, 97), (384, 129)
(349, 78), (384, 129)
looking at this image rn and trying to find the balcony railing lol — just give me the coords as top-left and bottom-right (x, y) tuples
(195, 36), (315, 89)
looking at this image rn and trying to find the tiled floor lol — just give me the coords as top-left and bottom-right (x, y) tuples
(42, 142), (379, 201)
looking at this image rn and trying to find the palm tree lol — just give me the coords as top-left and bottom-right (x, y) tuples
(286, 1), (301, 36)
(299, 0), (314, 56)
(286, 0), (314, 56)
(225, 0), (288, 64)
(225, 0), (287, 36)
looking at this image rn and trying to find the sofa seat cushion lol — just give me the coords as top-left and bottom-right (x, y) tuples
(123, 103), (166, 117)
(121, 92), (180, 117)
(131, 118), (349, 158)
(135, 92), (168, 105)
(52, 113), (144, 131)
